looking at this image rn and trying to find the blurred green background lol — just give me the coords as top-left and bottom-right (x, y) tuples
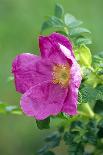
(0, 0), (103, 155)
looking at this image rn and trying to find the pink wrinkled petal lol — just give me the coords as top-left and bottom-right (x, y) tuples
(59, 43), (82, 88)
(70, 61), (82, 88)
(60, 44), (82, 115)
(61, 62), (82, 115)
(39, 33), (74, 66)
(62, 85), (78, 115)
(12, 53), (52, 94)
(39, 35), (69, 64)
(50, 32), (74, 56)
(20, 82), (68, 120)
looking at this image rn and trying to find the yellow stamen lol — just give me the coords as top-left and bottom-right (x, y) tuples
(52, 63), (70, 87)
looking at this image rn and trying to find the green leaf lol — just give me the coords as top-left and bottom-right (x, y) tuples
(75, 37), (92, 46)
(98, 120), (103, 138)
(79, 84), (103, 109)
(70, 27), (91, 37)
(94, 100), (103, 115)
(38, 132), (61, 154)
(38, 145), (48, 154)
(95, 85), (103, 100)
(79, 103), (95, 118)
(44, 132), (61, 149)
(56, 30), (68, 36)
(41, 16), (64, 33)
(0, 103), (22, 114)
(36, 117), (50, 130)
(64, 13), (83, 28)
(79, 85), (96, 103)
(76, 45), (92, 67)
(54, 3), (64, 18)
(7, 76), (14, 82)
(43, 151), (55, 155)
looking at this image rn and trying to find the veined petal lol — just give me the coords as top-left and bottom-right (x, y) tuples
(62, 84), (78, 115)
(20, 82), (68, 120)
(12, 53), (52, 94)
(59, 43), (82, 88)
(39, 35), (69, 64)
(39, 33), (74, 65)
(59, 41), (82, 115)
(50, 32), (74, 57)
(61, 58), (82, 115)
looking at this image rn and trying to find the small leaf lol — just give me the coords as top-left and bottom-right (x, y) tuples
(38, 145), (48, 154)
(45, 132), (61, 148)
(86, 72), (100, 88)
(75, 37), (92, 46)
(79, 84), (96, 103)
(55, 3), (64, 18)
(64, 13), (83, 28)
(79, 84), (103, 108)
(36, 117), (50, 130)
(55, 112), (70, 120)
(94, 100), (103, 115)
(0, 103), (22, 114)
(41, 16), (64, 33)
(95, 85), (103, 101)
(56, 30), (68, 36)
(80, 103), (95, 118)
(7, 76), (14, 82)
(43, 151), (55, 155)
(76, 45), (92, 67)
(70, 27), (91, 37)
(38, 132), (61, 154)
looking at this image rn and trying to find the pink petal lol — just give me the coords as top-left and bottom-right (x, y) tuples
(60, 45), (82, 115)
(62, 85), (78, 115)
(39, 33), (74, 66)
(12, 53), (52, 94)
(70, 61), (82, 88)
(59, 43), (82, 88)
(62, 62), (82, 115)
(39, 35), (68, 64)
(20, 82), (68, 120)
(50, 32), (74, 56)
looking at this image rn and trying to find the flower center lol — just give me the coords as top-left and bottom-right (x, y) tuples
(52, 63), (70, 87)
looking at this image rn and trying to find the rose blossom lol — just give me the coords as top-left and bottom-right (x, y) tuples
(12, 32), (82, 120)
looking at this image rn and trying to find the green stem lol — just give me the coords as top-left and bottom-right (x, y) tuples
(64, 27), (69, 35)
(79, 103), (95, 118)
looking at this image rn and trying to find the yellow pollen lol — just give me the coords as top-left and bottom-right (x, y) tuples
(52, 63), (70, 87)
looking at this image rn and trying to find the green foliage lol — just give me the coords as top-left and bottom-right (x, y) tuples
(42, 151), (55, 155)
(38, 118), (103, 155)
(94, 100), (103, 115)
(54, 3), (64, 18)
(74, 37), (92, 46)
(79, 84), (96, 103)
(36, 117), (50, 130)
(75, 45), (92, 68)
(41, 16), (64, 33)
(41, 3), (92, 47)
(93, 52), (103, 81)
(69, 27), (91, 37)
(64, 13), (83, 28)
(7, 76), (14, 82)
(0, 102), (21, 114)
(38, 131), (61, 155)
(79, 84), (103, 105)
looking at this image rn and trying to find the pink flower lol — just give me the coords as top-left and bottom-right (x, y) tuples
(12, 32), (82, 120)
